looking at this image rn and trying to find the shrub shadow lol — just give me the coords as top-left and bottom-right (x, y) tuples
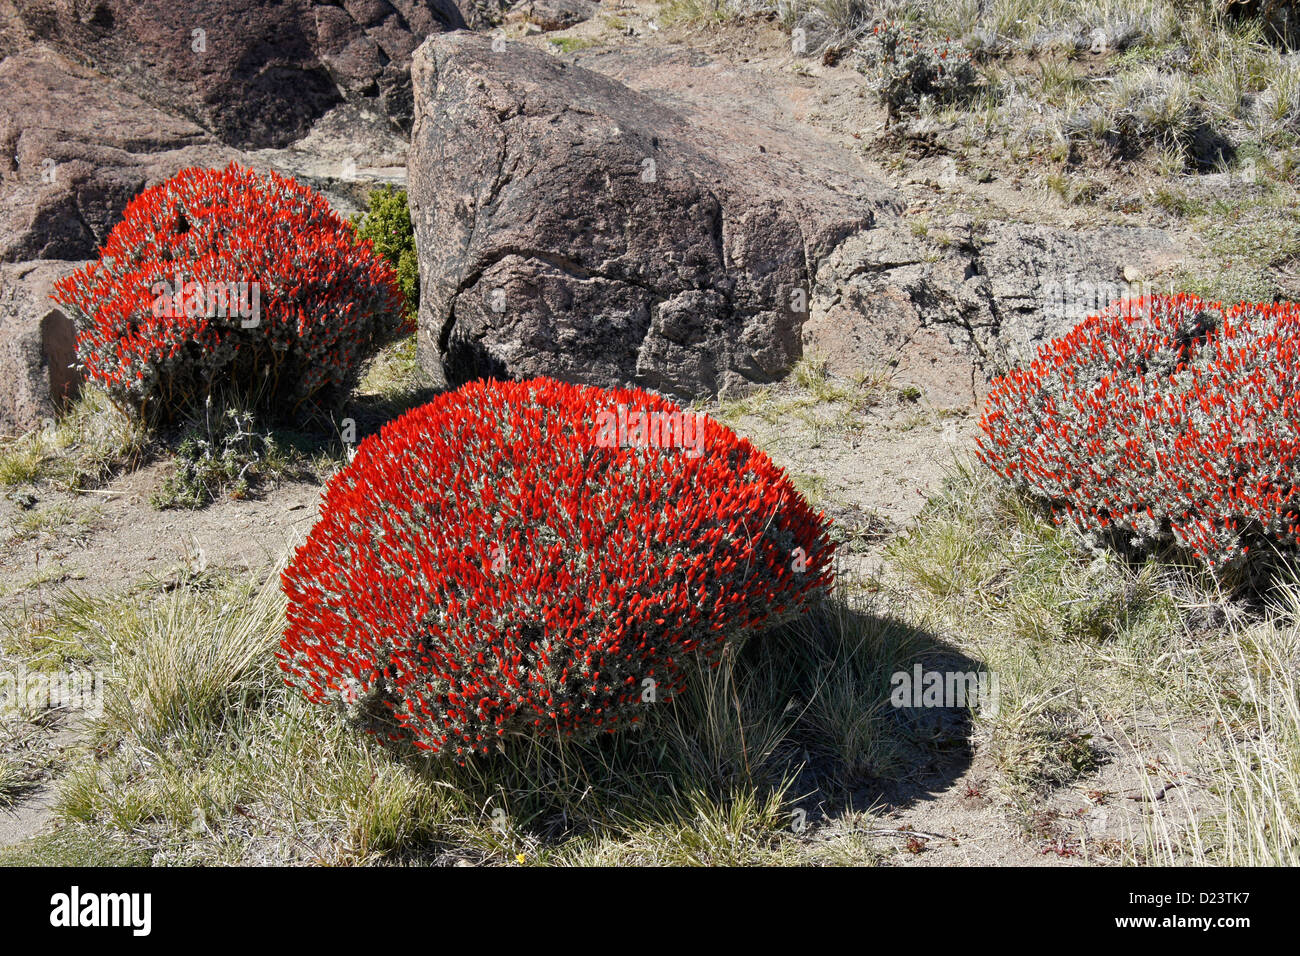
(368, 596), (987, 854)
(340, 383), (448, 440)
(777, 601), (984, 828)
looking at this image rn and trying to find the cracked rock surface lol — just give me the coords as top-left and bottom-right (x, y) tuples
(806, 220), (1187, 407)
(409, 31), (897, 399)
(0, 259), (84, 437)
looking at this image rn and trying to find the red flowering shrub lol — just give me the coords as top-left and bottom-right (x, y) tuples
(278, 378), (835, 758)
(978, 293), (1300, 571)
(52, 163), (409, 425)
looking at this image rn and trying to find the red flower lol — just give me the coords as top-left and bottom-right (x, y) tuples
(52, 162), (407, 424)
(977, 294), (1300, 572)
(277, 378), (836, 758)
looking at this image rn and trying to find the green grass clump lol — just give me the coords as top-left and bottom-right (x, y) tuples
(0, 386), (147, 491)
(0, 827), (153, 867)
(0, 754), (25, 808)
(549, 36), (598, 54)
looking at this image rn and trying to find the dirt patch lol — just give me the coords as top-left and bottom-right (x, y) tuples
(1, 465), (323, 610)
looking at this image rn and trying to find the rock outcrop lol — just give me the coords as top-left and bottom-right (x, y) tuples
(0, 47), (239, 262)
(408, 32), (897, 399)
(5, 0), (468, 147)
(804, 221), (1187, 407)
(409, 33), (1189, 406)
(508, 0), (599, 32)
(973, 223), (1186, 367)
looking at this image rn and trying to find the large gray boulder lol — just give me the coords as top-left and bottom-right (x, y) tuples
(407, 32), (897, 399)
(408, 33), (1189, 407)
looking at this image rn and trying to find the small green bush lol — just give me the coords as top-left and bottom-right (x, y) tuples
(352, 185), (419, 321)
(152, 403), (284, 509)
(856, 21), (980, 126)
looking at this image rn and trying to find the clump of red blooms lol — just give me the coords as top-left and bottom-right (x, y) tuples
(978, 293), (1300, 571)
(52, 162), (409, 424)
(278, 378), (836, 759)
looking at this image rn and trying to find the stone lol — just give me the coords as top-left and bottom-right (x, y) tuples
(407, 32), (895, 400)
(5, 0), (468, 147)
(0, 259), (84, 440)
(0, 46), (239, 262)
(803, 220), (1187, 407)
(509, 0), (599, 32)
